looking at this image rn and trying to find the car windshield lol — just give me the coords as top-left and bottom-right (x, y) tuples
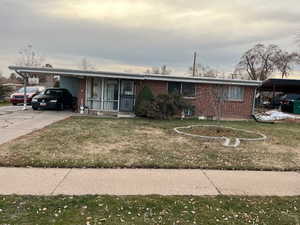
(17, 87), (38, 93)
(44, 89), (64, 96)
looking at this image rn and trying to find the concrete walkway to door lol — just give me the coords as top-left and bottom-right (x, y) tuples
(0, 106), (73, 145)
(0, 168), (299, 196)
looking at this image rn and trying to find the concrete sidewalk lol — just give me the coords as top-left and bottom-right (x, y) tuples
(0, 168), (299, 196)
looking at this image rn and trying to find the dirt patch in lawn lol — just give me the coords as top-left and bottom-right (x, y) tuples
(186, 126), (262, 139)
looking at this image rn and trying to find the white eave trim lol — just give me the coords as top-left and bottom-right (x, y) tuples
(9, 66), (262, 87)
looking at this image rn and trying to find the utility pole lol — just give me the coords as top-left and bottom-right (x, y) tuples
(192, 52), (197, 77)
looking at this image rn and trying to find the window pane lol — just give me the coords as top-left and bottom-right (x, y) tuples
(227, 86), (244, 100)
(182, 83), (196, 97)
(121, 80), (134, 95)
(93, 78), (102, 98)
(168, 82), (181, 95)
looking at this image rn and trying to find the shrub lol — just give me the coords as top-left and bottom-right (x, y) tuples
(0, 84), (11, 101)
(146, 94), (190, 119)
(135, 85), (154, 117)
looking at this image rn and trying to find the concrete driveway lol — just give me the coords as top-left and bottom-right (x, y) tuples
(0, 106), (73, 145)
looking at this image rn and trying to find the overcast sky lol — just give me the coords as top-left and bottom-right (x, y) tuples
(1, 0), (300, 76)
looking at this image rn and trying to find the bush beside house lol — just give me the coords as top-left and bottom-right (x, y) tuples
(135, 85), (154, 117)
(0, 84), (11, 102)
(135, 85), (191, 119)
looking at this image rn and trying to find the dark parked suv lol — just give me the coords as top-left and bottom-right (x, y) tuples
(32, 88), (77, 111)
(280, 93), (300, 113)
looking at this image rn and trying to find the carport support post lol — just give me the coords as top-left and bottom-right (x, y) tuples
(15, 71), (28, 110)
(23, 76), (28, 110)
(272, 84), (276, 108)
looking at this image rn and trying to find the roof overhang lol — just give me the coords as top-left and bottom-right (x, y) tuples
(260, 78), (300, 93)
(9, 66), (262, 87)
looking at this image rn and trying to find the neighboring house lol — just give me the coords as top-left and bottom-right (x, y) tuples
(28, 75), (55, 87)
(8, 66), (261, 119)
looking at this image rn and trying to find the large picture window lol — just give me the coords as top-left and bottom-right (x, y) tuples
(168, 82), (196, 97)
(227, 86), (244, 101)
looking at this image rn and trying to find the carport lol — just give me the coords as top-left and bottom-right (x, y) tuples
(259, 78), (300, 107)
(260, 78), (300, 93)
(8, 66), (83, 111)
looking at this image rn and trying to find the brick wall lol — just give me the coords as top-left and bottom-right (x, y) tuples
(77, 78), (86, 112)
(189, 84), (255, 119)
(135, 80), (168, 96)
(137, 81), (256, 119)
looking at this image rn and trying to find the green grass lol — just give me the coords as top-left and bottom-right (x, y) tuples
(0, 117), (299, 170)
(0, 195), (299, 225)
(0, 101), (10, 107)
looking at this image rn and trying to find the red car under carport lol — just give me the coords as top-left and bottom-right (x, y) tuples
(10, 86), (45, 105)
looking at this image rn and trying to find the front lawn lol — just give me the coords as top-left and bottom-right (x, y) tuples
(0, 101), (10, 107)
(0, 117), (299, 170)
(0, 195), (299, 225)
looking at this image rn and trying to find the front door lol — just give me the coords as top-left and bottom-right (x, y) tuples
(103, 79), (119, 111)
(120, 80), (135, 112)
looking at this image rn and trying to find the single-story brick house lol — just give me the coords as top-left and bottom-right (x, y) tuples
(9, 66), (261, 119)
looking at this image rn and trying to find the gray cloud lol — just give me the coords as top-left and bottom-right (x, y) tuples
(1, 0), (300, 76)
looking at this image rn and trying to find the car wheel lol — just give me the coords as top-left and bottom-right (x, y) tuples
(60, 103), (64, 111)
(32, 106), (38, 110)
(12, 103), (17, 106)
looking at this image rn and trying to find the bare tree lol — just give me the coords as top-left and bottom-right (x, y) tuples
(235, 44), (280, 81)
(16, 45), (44, 67)
(188, 63), (221, 78)
(15, 44), (46, 109)
(0, 72), (7, 84)
(151, 67), (160, 74)
(145, 65), (172, 75)
(160, 65), (171, 75)
(273, 50), (299, 78)
(79, 58), (95, 70)
(208, 85), (227, 121)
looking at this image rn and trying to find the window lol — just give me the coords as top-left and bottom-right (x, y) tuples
(182, 83), (196, 97)
(121, 80), (134, 95)
(168, 82), (196, 97)
(168, 82), (181, 95)
(227, 86), (244, 101)
(17, 87), (38, 93)
(44, 89), (63, 96)
(184, 105), (195, 117)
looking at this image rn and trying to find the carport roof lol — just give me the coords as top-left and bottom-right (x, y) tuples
(260, 78), (300, 93)
(9, 66), (261, 87)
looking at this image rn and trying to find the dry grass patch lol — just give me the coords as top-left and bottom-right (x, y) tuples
(0, 117), (299, 170)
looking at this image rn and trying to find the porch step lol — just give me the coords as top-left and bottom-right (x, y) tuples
(117, 112), (136, 118)
(97, 112), (118, 117)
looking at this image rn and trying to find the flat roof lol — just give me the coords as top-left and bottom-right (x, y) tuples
(9, 66), (261, 87)
(260, 78), (300, 93)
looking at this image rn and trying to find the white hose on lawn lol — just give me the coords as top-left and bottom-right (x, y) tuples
(174, 125), (267, 148)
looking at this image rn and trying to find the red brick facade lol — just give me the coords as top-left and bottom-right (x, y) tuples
(135, 80), (168, 96)
(81, 78), (255, 119)
(137, 80), (255, 119)
(78, 78), (86, 111)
